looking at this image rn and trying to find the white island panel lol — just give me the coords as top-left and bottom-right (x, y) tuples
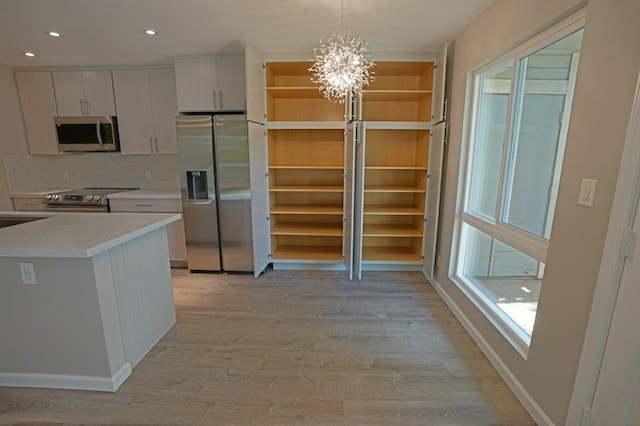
(0, 254), (130, 391)
(108, 228), (176, 368)
(0, 212), (178, 392)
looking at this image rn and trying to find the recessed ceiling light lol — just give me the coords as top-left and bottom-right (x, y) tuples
(24, 52), (36, 57)
(48, 31), (61, 37)
(144, 29), (157, 35)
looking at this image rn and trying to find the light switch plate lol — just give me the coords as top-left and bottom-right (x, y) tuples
(578, 178), (597, 207)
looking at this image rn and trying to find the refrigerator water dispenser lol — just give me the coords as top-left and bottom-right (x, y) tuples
(186, 171), (209, 200)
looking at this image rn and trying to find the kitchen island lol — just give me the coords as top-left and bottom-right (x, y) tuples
(0, 212), (180, 392)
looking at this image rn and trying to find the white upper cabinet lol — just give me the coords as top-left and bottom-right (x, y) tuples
(215, 55), (246, 111)
(52, 70), (116, 116)
(15, 71), (60, 155)
(174, 55), (246, 112)
(149, 69), (179, 153)
(244, 45), (266, 123)
(431, 43), (448, 123)
(113, 68), (178, 154)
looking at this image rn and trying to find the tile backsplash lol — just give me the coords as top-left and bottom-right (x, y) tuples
(2, 153), (180, 193)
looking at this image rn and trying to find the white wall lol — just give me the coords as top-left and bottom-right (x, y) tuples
(435, 0), (640, 423)
(0, 64), (29, 209)
(3, 154), (180, 193)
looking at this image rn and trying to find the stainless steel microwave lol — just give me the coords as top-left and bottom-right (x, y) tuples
(54, 116), (120, 152)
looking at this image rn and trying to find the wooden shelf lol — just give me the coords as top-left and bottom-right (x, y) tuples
(266, 121), (346, 130)
(364, 205), (424, 216)
(363, 224), (423, 237)
(369, 61), (434, 77)
(362, 246), (422, 261)
(270, 184), (343, 192)
(364, 185), (425, 193)
(270, 165), (343, 170)
(365, 166), (427, 170)
(272, 222), (343, 236)
(271, 204), (343, 215)
(364, 121), (432, 130)
(363, 90), (432, 102)
(267, 86), (323, 98)
(272, 245), (342, 261)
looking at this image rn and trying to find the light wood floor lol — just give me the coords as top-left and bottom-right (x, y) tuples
(0, 269), (534, 425)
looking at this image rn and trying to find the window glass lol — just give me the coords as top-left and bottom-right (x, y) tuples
(467, 60), (513, 220)
(454, 18), (584, 350)
(503, 29), (584, 238)
(459, 223), (543, 335)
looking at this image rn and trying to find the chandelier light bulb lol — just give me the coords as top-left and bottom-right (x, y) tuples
(310, 33), (374, 103)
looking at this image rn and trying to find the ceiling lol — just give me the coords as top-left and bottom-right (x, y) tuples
(0, 0), (494, 67)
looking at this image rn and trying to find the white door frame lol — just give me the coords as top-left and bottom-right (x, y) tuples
(567, 70), (640, 424)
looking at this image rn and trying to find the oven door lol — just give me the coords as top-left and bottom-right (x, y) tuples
(45, 205), (108, 213)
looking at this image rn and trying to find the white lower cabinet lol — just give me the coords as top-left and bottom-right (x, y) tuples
(109, 197), (187, 265)
(12, 197), (47, 211)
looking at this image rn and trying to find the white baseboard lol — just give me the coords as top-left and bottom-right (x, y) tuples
(362, 263), (423, 272)
(0, 363), (132, 392)
(429, 277), (555, 425)
(272, 262), (346, 271)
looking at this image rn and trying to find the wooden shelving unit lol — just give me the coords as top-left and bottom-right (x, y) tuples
(266, 62), (346, 264)
(358, 62), (433, 265)
(362, 62), (434, 122)
(265, 60), (435, 270)
(266, 62), (344, 122)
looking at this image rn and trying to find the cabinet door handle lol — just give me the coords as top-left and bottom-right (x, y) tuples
(149, 137), (154, 153)
(135, 204), (153, 207)
(154, 137), (159, 153)
(80, 99), (85, 115)
(219, 91), (223, 109)
(84, 99), (91, 115)
(213, 90), (217, 109)
(96, 121), (104, 147)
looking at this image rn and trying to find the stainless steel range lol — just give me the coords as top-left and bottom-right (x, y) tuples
(43, 188), (137, 212)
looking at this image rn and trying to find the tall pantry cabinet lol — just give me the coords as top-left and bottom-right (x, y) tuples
(353, 62), (435, 277)
(263, 56), (446, 278)
(265, 62), (353, 272)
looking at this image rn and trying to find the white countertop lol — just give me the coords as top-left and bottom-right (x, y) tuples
(108, 189), (180, 200)
(0, 212), (180, 258)
(10, 190), (70, 198)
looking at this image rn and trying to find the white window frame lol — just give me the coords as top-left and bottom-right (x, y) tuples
(451, 10), (586, 358)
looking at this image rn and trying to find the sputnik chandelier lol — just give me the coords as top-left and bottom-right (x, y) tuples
(309, 0), (374, 103)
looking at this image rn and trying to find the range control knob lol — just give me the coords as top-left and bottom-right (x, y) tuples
(93, 195), (101, 202)
(87, 195), (93, 201)
(52, 194), (60, 200)
(44, 194), (52, 200)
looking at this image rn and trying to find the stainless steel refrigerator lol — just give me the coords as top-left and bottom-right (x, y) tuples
(176, 114), (254, 272)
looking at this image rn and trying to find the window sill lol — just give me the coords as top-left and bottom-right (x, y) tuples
(451, 273), (531, 359)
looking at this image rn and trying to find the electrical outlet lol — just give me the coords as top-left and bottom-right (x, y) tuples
(19, 262), (37, 284)
(145, 170), (152, 180)
(62, 170), (70, 180)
